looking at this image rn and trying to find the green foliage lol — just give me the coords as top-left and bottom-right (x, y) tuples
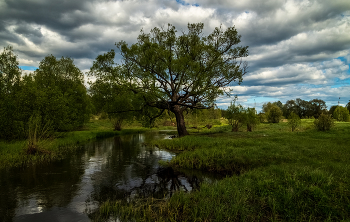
(258, 113), (266, 123)
(266, 104), (283, 123)
(333, 106), (349, 122)
(0, 48), (92, 140)
(33, 55), (91, 131)
(288, 112), (301, 131)
(0, 46), (22, 140)
(90, 23), (248, 136)
(89, 77), (137, 130)
(314, 113), (334, 131)
(245, 107), (259, 131)
(328, 105), (338, 116)
(225, 102), (245, 131)
(283, 98), (327, 119)
(25, 114), (54, 154)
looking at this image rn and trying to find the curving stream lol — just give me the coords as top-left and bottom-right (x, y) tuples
(0, 132), (218, 222)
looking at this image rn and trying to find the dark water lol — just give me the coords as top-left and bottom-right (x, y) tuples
(0, 132), (218, 222)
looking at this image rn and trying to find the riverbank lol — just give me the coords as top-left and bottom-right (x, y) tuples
(97, 120), (350, 221)
(0, 120), (150, 169)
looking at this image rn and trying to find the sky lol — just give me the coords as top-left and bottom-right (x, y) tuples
(1, 0), (349, 112)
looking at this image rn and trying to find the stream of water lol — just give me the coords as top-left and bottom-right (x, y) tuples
(0, 132), (218, 222)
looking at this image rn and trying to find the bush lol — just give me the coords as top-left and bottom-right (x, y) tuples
(258, 113), (266, 123)
(245, 108), (259, 132)
(314, 114), (334, 131)
(225, 102), (245, 132)
(333, 106), (349, 122)
(266, 105), (283, 123)
(288, 112), (301, 132)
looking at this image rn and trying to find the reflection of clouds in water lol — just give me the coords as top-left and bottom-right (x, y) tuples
(15, 197), (44, 216)
(153, 150), (175, 161)
(7, 133), (215, 221)
(136, 149), (175, 160)
(115, 177), (143, 191)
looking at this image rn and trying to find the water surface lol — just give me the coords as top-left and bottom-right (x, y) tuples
(0, 132), (217, 222)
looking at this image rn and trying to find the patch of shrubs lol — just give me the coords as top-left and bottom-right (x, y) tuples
(314, 113), (334, 131)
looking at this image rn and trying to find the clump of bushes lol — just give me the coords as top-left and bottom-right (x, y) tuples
(246, 108), (259, 132)
(314, 113), (334, 131)
(333, 106), (349, 122)
(288, 112), (301, 132)
(266, 105), (283, 123)
(225, 102), (259, 132)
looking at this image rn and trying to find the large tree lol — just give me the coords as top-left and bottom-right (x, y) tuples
(90, 23), (248, 136)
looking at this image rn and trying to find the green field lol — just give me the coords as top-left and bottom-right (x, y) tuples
(97, 120), (350, 221)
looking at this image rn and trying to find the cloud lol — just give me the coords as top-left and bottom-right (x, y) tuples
(0, 0), (349, 110)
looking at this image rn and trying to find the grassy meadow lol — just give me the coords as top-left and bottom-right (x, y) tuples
(0, 119), (148, 169)
(96, 120), (350, 221)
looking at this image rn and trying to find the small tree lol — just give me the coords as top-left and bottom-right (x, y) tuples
(266, 105), (283, 123)
(314, 113), (334, 131)
(225, 102), (245, 132)
(258, 113), (266, 123)
(245, 108), (259, 132)
(333, 106), (349, 122)
(288, 112), (301, 132)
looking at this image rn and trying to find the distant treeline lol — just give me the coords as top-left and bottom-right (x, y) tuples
(260, 99), (350, 121)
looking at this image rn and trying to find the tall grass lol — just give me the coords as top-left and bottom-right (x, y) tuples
(97, 120), (350, 221)
(25, 114), (54, 155)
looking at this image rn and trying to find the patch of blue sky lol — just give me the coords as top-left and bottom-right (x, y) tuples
(331, 78), (350, 88)
(175, 0), (199, 7)
(336, 56), (347, 63)
(19, 66), (37, 71)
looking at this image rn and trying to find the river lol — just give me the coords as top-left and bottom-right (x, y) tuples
(0, 132), (217, 222)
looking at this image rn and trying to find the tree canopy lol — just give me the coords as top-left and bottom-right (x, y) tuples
(90, 23), (248, 136)
(0, 47), (92, 140)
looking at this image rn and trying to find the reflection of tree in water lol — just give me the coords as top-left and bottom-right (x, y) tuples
(0, 168), (17, 222)
(86, 133), (210, 220)
(0, 153), (86, 221)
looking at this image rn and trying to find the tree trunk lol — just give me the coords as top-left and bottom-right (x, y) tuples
(172, 106), (189, 137)
(247, 124), (252, 132)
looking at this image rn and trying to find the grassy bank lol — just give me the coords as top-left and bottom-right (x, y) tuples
(96, 120), (350, 221)
(0, 119), (149, 169)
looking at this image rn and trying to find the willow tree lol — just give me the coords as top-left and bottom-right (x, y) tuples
(91, 23), (248, 137)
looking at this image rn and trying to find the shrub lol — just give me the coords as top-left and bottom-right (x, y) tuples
(314, 114), (334, 131)
(245, 108), (259, 132)
(266, 105), (283, 123)
(258, 113), (266, 123)
(225, 102), (245, 132)
(333, 106), (349, 122)
(288, 112), (301, 132)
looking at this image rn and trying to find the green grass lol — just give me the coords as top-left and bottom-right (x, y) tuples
(96, 120), (350, 221)
(0, 119), (149, 169)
